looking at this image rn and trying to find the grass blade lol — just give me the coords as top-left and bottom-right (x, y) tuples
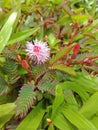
(0, 12), (17, 52)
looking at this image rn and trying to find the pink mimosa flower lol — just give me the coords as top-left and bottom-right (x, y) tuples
(26, 39), (50, 64)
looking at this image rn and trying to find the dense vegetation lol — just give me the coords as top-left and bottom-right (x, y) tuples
(0, 0), (98, 129)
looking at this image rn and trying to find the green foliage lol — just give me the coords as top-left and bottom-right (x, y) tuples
(63, 106), (97, 130)
(49, 86), (77, 130)
(80, 92), (98, 118)
(3, 59), (18, 75)
(2, 47), (17, 60)
(0, 0), (98, 129)
(15, 82), (36, 116)
(49, 64), (76, 76)
(47, 33), (60, 48)
(70, 74), (98, 93)
(53, 113), (73, 130)
(38, 80), (57, 95)
(91, 116), (98, 129)
(0, 77), (9, 96)
(52, 86), (64, 119)
(0, 103), (15, 129)
(49, 44), (75, 65)
(31, 64), (47, 78)
(17, 102), (45, 130)
(74, 52), (98, 62)
(0, 12), (18, 52)
(8, 27), (40, 45)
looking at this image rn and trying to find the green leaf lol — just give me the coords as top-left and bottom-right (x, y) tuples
(2, 47), (17, 60)
(91, 116), (98, 129)
(15, 82), (36, 116)
(49, 64), (76, 76)
(36, 26), (44, 40)
(0, 103), (15, 118)
(0, 103), (15, 129)
(71, 75), (98, 93)
(0, 112), (14, 129)
(17, 102), (45, 130)
(57, 81), (89, 101)
(49, 44), (75, 65)
(3, 59), (18, 74)
(50, 0), (64, 4)
(64, 90), (78, 109)
(47, 33), (60, 48)
(38, 80), (58, 95)
(8, 27), (40, 45)
(0, 12), (17, 52)
(26, 0), (32, 5)
(74, 52), (98, 62)
(53, 112), (74, 130)
(0, 77), (9, 96)
(63, 107), (97, 130)
(71, 14), (90, 23)
(52, 85), (64, 118)
(0, 94), (10, 105)
(80, 92), (98, 118)
(32, 64), (47, 78)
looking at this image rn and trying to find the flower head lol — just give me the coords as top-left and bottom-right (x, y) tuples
(26, 39), (50, 64)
